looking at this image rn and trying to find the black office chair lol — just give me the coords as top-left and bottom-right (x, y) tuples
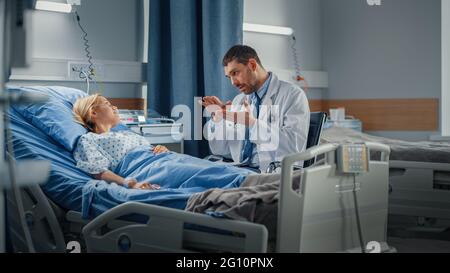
(266, 112), (327, 173)
(303, 111), (328, 167)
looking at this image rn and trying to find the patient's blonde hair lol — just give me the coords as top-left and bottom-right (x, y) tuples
(73, 94), (103, 132)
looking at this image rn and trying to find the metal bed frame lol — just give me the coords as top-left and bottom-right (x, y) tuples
(321, 127), (450, 238)
(388, 160), (450, 238)
(7, 143), (394, 253)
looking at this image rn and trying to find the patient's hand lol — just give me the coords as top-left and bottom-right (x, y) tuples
(152, 145), (169, 154)
(131, 181), (161, 190)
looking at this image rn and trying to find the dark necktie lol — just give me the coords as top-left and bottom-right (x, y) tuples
(240, 94), (261, 163)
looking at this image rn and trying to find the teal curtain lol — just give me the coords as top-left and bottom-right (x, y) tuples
(148, 0), (243, 157)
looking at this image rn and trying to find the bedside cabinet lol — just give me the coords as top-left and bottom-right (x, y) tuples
(130, 123), (184, 154)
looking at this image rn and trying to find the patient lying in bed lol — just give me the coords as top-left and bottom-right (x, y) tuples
(71, 94), (257, 216)
(73, 94), (170, 190)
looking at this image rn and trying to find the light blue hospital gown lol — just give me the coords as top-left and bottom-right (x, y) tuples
(74, 131), (151, 174)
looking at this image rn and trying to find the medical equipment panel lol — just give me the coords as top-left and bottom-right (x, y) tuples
(324, 118), (362, 132)
(118, 109), (146, 125)
(139, 123), (184, 153)
(336, 144), (369, 173)
(118, 109), (184, 153)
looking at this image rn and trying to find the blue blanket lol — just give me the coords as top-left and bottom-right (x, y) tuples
(82, 147), (251, 218)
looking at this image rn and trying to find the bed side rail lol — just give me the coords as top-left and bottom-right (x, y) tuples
(82, 202), (268, 253)
(276, 142), (390, 252)
(6, 184), (66, 253)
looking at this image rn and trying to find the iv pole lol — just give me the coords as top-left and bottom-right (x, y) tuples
(0, 0), (50, 253)
(0, 0), (12, 253)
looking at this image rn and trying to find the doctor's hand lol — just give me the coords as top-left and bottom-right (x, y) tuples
(223, 100), (256, 127)
(211, 109), (225, 123)
(151, 145), (169, 154)
(200, 96), (231, 114)
(201, 96), (230, 109)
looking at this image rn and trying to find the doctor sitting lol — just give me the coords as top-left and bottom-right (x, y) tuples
(202, 45), (310, 172)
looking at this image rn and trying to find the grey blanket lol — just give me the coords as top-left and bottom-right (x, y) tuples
(185, 171), (302, 239)
(321, 127), (450, 163)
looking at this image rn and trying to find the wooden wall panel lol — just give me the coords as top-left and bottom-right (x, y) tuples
(318, 99), (439, 131)
(108, 98), (145, 111)
(109, 98), (438, 131)
(309, 99), (323, 112)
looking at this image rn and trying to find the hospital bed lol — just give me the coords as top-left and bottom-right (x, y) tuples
(322, 127), (450, 237)
(6, 86), (394, 253)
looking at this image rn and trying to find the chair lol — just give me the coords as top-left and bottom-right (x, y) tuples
(265, 112), (327, 173)
(206, 112), (328, 173)
(303, 111), (328, 167)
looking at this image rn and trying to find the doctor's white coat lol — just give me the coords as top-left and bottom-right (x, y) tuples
(206, 74), (310, 172)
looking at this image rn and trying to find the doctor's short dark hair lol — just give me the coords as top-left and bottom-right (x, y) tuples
(222, 45), (264, 68)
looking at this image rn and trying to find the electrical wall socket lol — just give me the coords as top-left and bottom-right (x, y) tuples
(68, 62), (104, 80)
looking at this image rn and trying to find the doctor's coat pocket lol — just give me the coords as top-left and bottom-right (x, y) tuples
(267, 111), (278, 125)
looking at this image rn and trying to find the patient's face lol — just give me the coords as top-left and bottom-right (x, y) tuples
(224, 60), (258, 95)
(91, 97), (120, 128)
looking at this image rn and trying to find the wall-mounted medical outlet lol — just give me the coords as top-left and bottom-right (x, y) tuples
(67, 0), (82, 5)
(68, 62), (104, 80)
(367, 0), (381, 6)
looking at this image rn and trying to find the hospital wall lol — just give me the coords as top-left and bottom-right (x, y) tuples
(321, 0), (441, 140)
(8, 0), (146, 99)
(6, 0), (442, 141)
(244, 0), (325, 101)
(246, 0), (441, 141)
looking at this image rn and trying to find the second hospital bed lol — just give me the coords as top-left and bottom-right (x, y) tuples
(322, 127), (450, 236)
(6, 86), (393, 253)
